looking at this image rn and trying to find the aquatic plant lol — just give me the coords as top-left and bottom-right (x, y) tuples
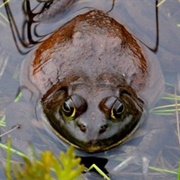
(5, 138), (84, 180)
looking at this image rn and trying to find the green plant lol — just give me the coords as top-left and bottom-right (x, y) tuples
(5, 138), (84, 180)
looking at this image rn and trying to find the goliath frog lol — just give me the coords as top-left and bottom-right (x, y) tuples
(21, 9), (164, 153)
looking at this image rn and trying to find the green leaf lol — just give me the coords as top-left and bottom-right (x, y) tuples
(5, 137), (12, 180)
(56, 146), (84, 179)
(11, 146), (84, 180)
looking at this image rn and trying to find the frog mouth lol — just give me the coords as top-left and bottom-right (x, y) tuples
(72, 136), (125, 153)
(86, 140), (101, 149)
(80, 139), (108, 153)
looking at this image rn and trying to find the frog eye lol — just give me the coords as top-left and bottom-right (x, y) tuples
(60, 95), (87, 121)
(111, 99), (124, 120)
(99, 96), (124, 121)
(62, 98), (75, 118)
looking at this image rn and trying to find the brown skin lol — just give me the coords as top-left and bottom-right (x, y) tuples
(25, 10), (158, 152)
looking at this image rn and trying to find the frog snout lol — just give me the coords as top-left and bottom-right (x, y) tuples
(77, 121), (108, 134)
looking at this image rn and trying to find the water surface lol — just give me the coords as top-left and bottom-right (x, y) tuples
(0, 0), (180, 179)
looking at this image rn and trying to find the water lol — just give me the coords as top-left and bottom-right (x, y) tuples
(0, 0), (180, 179)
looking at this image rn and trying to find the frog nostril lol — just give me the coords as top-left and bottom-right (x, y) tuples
(99, 124), (108, 134)
(77, 123), (87, 132)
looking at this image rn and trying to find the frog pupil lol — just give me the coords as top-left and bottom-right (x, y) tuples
(115, 103), (124, 114)
(112, 100), (124, 119)
(62, 99), (74, 117)
(63, 101), (71, 112)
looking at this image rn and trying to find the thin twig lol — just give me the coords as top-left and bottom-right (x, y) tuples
(0, 124), (20, 138)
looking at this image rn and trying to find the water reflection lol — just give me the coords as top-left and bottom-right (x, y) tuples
(3, 0), (160, 55)
(0, 0), (180, 180)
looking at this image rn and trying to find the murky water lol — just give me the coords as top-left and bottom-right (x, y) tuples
(0, 0), (180, 179)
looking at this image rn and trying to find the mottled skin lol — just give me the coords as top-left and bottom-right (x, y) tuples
(22, 10), (163, 152)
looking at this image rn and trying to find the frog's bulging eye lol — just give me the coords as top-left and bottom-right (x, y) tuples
(111, 100), (124, 120)
(62, 98), (75, 118)
(99, 96), (125, 121)
(60, 95), (87, 121)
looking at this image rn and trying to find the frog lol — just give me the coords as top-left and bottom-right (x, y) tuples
(1, 0), (180, 179)
(20, 8), (164, 153)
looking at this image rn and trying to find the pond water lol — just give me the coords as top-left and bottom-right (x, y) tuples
(0, 0), (180, 179)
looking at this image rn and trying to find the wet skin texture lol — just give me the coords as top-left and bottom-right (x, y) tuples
(24, 10), (161, 152)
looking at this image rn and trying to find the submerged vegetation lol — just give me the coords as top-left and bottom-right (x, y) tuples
(151, 93), (180, 115)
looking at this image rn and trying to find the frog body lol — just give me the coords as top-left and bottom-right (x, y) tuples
(21, 9), (164, 152)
